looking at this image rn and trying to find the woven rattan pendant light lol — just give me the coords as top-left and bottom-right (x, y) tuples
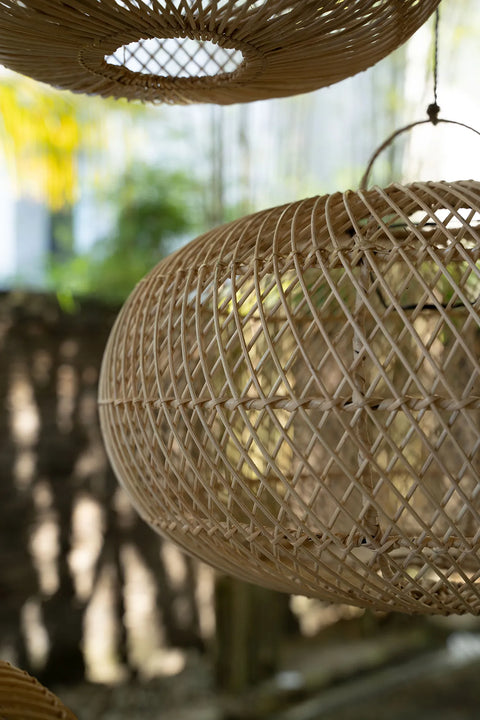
(99, 6), (480, 615)
(0, 1), (440, 105)
(99, 176), (480, 615)
(0, 660), (77, 719)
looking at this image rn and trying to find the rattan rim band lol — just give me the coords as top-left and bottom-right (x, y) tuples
(78, 29), (265, 96)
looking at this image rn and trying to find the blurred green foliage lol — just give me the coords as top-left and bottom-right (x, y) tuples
(50, 163), (201, 306)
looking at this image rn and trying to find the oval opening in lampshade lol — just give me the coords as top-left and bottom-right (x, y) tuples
(105, 36), (245, 79)
(99, 180), (480, 615)
(0, 0), (441, 104)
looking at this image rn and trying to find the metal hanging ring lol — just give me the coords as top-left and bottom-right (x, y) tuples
(360, 118), (480, 191)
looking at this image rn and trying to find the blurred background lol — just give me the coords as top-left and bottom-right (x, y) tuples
(1, 0), (480, 718)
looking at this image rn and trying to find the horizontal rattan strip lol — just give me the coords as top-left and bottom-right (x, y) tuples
(99, 394), (480, 413)
(155, 518), (480, 563)
(136, 239), (480, 282)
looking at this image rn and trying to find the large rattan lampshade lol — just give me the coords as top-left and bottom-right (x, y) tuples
(0, 0), (440, 105)
(0, 661), (77, 719)
(99, 180), (480, 615)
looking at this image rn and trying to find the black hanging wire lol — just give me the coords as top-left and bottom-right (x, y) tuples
(427, 8), (440, 125)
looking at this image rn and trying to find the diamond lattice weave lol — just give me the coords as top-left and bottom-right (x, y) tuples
(99, 180), (480, 614)
(0, 0), (440, 104)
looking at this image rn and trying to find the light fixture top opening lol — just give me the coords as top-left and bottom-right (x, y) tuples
(105, 36), (245, 79)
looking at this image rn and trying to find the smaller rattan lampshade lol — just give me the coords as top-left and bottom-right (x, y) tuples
(0, 661), (77, 719)
(100, 180), (480, 615)
(0, 0), (440, 105)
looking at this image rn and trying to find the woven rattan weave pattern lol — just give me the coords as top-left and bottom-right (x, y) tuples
(0, 660), (77, 719)
(99, 181), (480, 615)
(0, 0), (440, 104)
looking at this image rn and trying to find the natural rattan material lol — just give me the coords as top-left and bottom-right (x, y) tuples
(0, 661), (77, 719)
(0, 0), (440, 105)
(99, 180), (480, 615)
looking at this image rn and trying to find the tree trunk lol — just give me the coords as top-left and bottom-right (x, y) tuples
(214, 576), (291, 693)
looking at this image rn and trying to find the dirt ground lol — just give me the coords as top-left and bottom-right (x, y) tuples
(55, 660), (480, 720)
(55, 627), (480, 720)
(319, 659), (480, 720)
(55, 652), (218, 720)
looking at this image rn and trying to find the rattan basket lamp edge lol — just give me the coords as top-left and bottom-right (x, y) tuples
(0, 0), (441, 104)
(0, 660), (78, 719)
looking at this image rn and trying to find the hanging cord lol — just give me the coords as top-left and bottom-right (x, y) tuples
(427, 7), (440, 125)
(357, 7), (480, 190)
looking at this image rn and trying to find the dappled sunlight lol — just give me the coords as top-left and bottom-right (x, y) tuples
(9, 372), (39, 450)
(290, 597), (364, 638)
(122, 544), (166, 669)
(0, 295), (213, 683)
(21, 598), (49, 671)
(29, 515), (59, 596)
(70, 495), (104, 601)
(83, 564), (127, 684)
